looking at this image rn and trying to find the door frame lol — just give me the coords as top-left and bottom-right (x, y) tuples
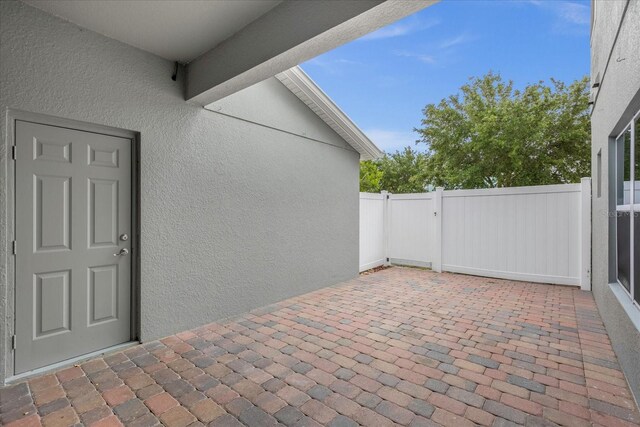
(2, 109), (141, 384)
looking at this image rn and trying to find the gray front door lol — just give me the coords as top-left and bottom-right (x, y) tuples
(15, 121), (132, 374)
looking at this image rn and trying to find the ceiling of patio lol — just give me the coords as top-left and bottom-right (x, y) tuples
(21, 0), (282, 63)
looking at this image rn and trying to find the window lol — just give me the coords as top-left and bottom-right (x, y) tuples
(635, 117), (639, 303)
(614, 110), (640, 306)
(597, 149), (602, 198)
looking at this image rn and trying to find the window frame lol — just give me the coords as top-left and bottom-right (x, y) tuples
(614, 109), (640, 308)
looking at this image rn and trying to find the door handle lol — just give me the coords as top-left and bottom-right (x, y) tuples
(113, 248), (129, 256)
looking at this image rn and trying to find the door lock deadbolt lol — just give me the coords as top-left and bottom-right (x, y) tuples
(120, 234), (129, 241)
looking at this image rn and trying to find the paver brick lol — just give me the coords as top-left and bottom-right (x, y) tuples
(144, 392), (178, 415)
(41, 406), (79, 427)
(301, 399), (338, 424)
(428, 392), (467, 415)
(78, 405), (114, 425)
(465, 406), (495, 426)
(353, 406), (395, 427)
(55, 367), (84, 383)
(483, 400), (527, 424)
(159, 405), (196, 427)
(274, 405), (305, 425)
(377, 386), (412, 407)
(33, 386), (65, 405)
(91, 413), (125, 426)
(350, 374), (382, 393)
(36, 397), (69, 417)
(5, 414), (41, 427)
(136, 384), (164, 400)
(408, 398), (435, 418)
(225, 397), (252, 417)
(329, 379), (361, 399)
(71, 391), (106, 414)
(2, 268), (639, 427)
(276, 386), (311, 407)
(507, 375), (546, 393)
(500, 393), (543, 415)
(431, 408), (475, 427)
(446, 386), (484, 408)
(492, 379), (529, 398)
(328, 414), (359, 427)
(375, 400), (415, 425)
(325, 393), (361, 416)
(113, 398), (149, 422)
(238, 405), (278, 426)
(103, 385), (135, 407)
(425, 378), (449, 394)
(254, 391), (287, 414)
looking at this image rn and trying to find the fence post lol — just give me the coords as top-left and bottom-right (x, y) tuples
(433, 187), (444, 273)
(580, 178), (592, 290)
(381, 191), (391, 266)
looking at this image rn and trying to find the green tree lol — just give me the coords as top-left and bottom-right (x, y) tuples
(415, 72), (591, 189)
(360, 160), (383, 193)
(359, 146), (429, 193)
(379, 146), (430, 193)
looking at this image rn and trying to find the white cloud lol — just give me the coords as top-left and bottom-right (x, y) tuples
(304, 57), (361, 74)
(359, 18), (440, 41)
(393, 32), (476, 66)
(438, 33), (474, 49)
(394, 50), (436, 64)
(364, 129), (422, 153)
(529, 0), (590, 32)
(556, 2), (590, 25)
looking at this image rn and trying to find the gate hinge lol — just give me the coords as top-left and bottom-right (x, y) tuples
(12, 241), (16, 255)
(11, 335), (16, 350)
(11, 146), (16, 160)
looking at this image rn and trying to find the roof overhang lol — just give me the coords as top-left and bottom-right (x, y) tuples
(276, 67), (383, 161)
(22, 0), (438, 122)
(186, 0), (437, 105)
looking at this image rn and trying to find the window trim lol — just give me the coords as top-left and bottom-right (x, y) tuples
(613, 109), (640, 308)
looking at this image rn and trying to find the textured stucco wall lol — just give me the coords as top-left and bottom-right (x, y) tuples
(590, 0), (640, 405)
(0, 1), (359, 380)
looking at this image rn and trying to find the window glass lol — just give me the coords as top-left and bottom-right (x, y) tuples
(635, 118), (640, 304)
(635, 119), (640, 206)
(617, 127), (631, 292)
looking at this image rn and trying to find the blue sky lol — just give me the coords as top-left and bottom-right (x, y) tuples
(301, 0), (591, 154)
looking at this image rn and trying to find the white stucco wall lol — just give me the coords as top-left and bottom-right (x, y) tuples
(590, 0), (640, 404)
(0, 1), (360, 380)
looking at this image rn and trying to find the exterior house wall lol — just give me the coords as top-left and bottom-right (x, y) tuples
(590, 0), (640, 404)
(0, 1), (359, 380)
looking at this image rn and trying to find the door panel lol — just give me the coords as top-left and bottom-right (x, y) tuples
(89, 179), (119, 247)
(35, 175), (71, 251)
(34, 270), (71, 337)
(15, 121), (132, 374)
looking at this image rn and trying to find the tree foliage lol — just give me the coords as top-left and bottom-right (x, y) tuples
(378, 147), (430, 193)
(359, 147), (429, 193)
(360, 160), (383, 193)
(415, 72), (591, 189)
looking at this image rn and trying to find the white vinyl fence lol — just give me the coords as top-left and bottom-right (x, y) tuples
(359, 193), (386, 271)
(360, 178), (591, 290)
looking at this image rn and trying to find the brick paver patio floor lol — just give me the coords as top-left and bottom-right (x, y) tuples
(2, 267), (640, 427)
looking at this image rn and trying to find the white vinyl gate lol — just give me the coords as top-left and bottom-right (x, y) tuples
(359, 179), (591, 290)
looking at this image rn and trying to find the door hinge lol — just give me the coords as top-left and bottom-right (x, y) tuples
(12, 240), (16, 255)
(11, 145), (16, 160)
(11, 335), (16, 350)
